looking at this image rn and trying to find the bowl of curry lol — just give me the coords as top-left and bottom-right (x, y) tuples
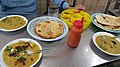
(0, 38), (42, 67)
(92, 32), (120, 56)
(0, 15), (28, 32)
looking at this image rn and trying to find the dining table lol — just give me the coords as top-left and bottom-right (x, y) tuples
(0, 14), (120, 67)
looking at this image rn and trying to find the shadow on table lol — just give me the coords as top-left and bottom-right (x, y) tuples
(89, 23), (102, 33)
(90, 39), (120, 61)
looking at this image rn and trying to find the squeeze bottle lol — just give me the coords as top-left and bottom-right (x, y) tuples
(67, 17), (84, 48)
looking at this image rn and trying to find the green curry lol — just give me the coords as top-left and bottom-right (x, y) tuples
(96, 35), (120, 54)
(0, 16), (26, 30)
(3, 41), (40, 67)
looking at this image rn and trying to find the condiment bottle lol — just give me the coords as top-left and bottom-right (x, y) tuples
(67, 17), (84, 48)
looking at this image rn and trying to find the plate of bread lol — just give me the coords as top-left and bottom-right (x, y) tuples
(27, 16), (68, 41)
(92, 13), (120, 33)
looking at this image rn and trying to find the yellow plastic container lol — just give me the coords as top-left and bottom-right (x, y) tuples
(60, 9), (92, 29)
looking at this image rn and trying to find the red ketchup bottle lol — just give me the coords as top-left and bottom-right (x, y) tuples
(67, 17), (84, 48)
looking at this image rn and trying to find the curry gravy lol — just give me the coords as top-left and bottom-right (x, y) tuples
(3, 41), (40, 67)
(96, 35), (120, 54)
(0, 16), (26, 30)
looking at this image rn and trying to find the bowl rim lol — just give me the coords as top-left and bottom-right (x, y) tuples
(0, 15), (28, 32)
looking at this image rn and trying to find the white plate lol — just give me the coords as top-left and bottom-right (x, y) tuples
(91, 13), (120, 33)
(27, 16), (68, 41)
(92, 32), (120, 56)
(0, 38), (42, 67)
(0, 15), (28, 32)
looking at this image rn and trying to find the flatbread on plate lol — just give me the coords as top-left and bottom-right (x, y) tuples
(96, 14), (120, 26)
(34, 21), (64, 39)
(94, 19), (120, 30)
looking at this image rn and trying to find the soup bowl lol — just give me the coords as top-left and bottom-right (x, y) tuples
(0, 38), (42, 67)
(92, 32), (120, 56)
(0, 15), (28, 32)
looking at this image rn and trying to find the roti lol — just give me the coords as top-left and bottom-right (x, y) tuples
(96, 14), (120, 26)
(94, 19), (120, 30)
(34, 21), (64, 39)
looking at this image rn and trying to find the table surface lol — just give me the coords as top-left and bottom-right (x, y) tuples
(0, 17), (120, 67)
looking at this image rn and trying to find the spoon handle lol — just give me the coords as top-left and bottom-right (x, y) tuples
(37, 48), (53, 53)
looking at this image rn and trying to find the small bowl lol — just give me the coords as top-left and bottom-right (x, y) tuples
(92, 32), (120, 56)
(0, 15), (28, 32)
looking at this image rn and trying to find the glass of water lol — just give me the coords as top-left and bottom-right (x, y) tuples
(48, 2), (59, 17)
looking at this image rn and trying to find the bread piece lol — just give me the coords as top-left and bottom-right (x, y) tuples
(96, 14), (120, 26)
(94, 19), (120, 30)
(34, 21), (64, 39)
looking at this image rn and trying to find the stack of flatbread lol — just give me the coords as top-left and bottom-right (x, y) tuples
(94, 14), (120, 30)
